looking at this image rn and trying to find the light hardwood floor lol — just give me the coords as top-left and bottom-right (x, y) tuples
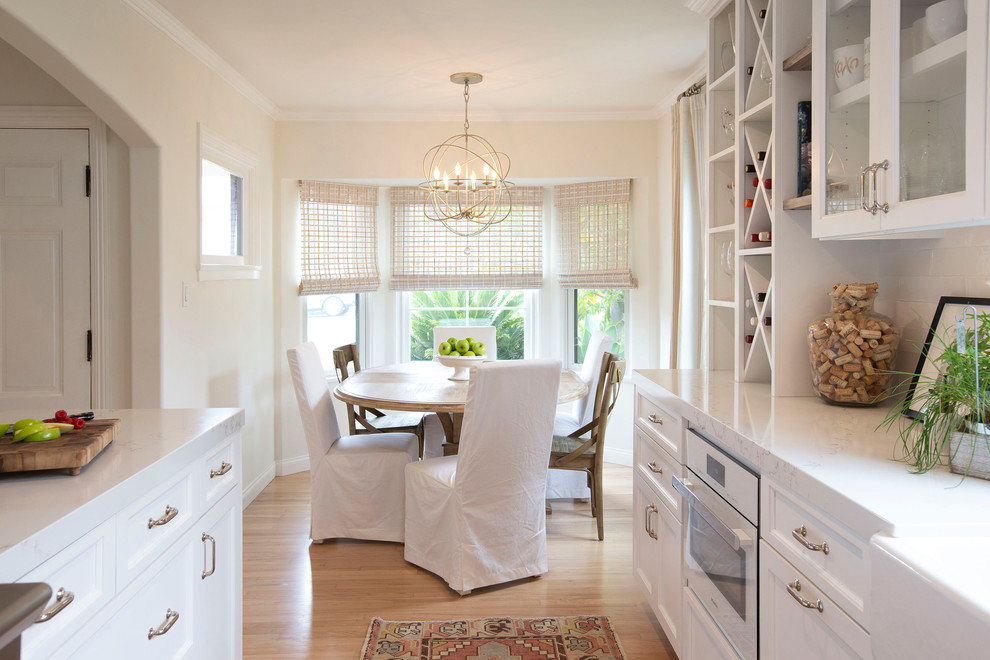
(243, 463), (675, 659)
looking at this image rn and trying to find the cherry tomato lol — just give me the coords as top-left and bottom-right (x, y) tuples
(72, 417), (86, 429)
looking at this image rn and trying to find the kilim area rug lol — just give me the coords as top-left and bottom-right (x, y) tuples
(360, 615), (627, 660)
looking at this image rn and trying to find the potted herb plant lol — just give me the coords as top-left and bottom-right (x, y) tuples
(880, 309), (990, 479)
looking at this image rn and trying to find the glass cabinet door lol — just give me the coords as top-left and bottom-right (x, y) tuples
(897, 0), (967, 204)
(824, 0), (872, 218)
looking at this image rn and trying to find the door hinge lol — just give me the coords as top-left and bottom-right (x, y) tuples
(86, 330), (92, 362)
(85, 165), (91, 197)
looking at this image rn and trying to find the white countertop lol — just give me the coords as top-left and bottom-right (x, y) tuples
(0, 408), (243, 581)
(635, 369), (990, 538)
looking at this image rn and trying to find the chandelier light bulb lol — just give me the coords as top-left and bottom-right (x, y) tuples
(434, 167), (440, 180)
(454, 162), (462, 178)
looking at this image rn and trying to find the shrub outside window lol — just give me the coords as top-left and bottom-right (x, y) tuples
(574, 289), (626, 363)
(409, 290), (527, 361)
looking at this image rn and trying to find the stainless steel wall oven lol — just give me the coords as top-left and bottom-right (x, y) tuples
(674, 428), (759, 660)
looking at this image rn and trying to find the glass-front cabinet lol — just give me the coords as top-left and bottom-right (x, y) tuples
(812, 0), (987, 237)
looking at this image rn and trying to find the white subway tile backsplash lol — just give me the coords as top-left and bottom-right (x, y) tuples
(897, 276), (966, 302)
(886, 246), (934, 277)
(964, 277), (990, 298)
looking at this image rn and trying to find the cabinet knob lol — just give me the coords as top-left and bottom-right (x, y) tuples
(34, 588), (74, 624)
(786, 579), (824, 613)
(792, 524), (830, 555)
(148, 505), (178, 529)
(148, 609), (180, 639)
(648, 414), (663, 425)
(647, 461), (663, 475)
(645, 503), (659, 540)
(210, 461), (232, 479)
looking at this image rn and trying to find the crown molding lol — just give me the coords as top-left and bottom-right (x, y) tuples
(683, 0), (732, 18)
(277, 107), (663, 123)
(123, 0), (279, 118)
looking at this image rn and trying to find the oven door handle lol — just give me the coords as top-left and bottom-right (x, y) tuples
(673, 474), (743, 552)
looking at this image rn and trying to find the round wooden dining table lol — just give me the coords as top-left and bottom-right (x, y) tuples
(332, 360), (588, 453)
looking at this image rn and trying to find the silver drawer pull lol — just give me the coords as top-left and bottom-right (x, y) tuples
(202, 533), (216, 579)
(792, 525), (830, 555)
(148, 609), (180, 639)
(148, 505), (178, 529)
(645, 503), (658, 540)
(647, 414), (663, 425)
(647, 461), (663, 474)
(34, 587), (74, 623)
(210, 461), (232, 478)
(787, 580), (824, 613)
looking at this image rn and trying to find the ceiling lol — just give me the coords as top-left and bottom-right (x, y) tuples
(151, 0), (707, 121)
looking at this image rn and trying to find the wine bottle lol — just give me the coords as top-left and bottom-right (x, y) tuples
(745, 334), (754, 344)
(764, 316), (772, 326)
(747, 66), (754, 75)
(757, 151), (766, 161)
(756, 292), (767, 302)
(744, 199), (754, 208)
(751, 176), (760, 187)
(758, 9), (767, 19)
(759, 230), (772, 241)
(763, 178), (772, 190)
(749, 316), (759, 327)
(744, 163), (756, 173)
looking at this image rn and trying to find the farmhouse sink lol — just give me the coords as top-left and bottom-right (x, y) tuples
(871, 535), (990, 659)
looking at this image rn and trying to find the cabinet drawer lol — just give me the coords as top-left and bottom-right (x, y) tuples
(635, 389), (683, 461)
(68, 539), (196, 660)
(198, 433), (239, 511)
(762, 479), (869, 628)
(18, 518), (115, 660)
(117, 467), (196, 587)
(633, 427), (682, 517)
(760, 541), (871, 660)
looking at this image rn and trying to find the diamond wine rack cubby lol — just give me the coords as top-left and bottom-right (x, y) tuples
(701, 0), (876, 394)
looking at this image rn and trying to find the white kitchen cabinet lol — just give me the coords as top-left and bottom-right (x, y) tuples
(760, 541), (871, 660)
(0, 410), (244, 660)
(632, 473), (683, 656)
(681, 586), (741, 660)
(812, 0), (989, 237)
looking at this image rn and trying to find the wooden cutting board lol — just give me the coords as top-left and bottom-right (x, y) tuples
(0, 419), (120, 476)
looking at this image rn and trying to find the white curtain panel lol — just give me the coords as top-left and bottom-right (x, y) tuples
(403, 359), (562, 594)
(672, 91), (707, 369)
(286, 342), (419, 542)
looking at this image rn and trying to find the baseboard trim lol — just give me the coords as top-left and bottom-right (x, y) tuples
(276, 454), (310, 477)
(242, 462), (276, 509)
(604, 446), (633, 467)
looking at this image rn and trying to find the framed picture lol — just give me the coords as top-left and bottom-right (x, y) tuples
(904, 296), (990, 418)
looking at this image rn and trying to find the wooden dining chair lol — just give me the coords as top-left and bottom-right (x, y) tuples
(332, 343), (427, 458)
(548, 352), (624, 541)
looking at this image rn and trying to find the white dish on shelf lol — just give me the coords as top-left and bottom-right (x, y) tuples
(436, 354), (486, 381)
(926, 0), (966, 44)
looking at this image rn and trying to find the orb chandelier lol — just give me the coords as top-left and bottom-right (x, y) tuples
(420, 73), (513, 237)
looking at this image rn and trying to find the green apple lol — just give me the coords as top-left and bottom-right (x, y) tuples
(438, 341), (452, 356)
(446, 336), (457, 348)
(13, 422), (47, 443)
(473, 342), (487, 356)
(455, 339), (470, 354)
(24, 427), (60, 442)
(465, 337), (475, 346)
(12, 418), (42, 432)
(462, 350), (476, 356)
(0, 424), (8, 435)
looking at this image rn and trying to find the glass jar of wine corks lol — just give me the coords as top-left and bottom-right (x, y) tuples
(807, 282), (900, 406)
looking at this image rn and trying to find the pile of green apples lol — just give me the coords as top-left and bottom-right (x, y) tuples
(1, 418), (73, 443)
(437, 335), (487, 357)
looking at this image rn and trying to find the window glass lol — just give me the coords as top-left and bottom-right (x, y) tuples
(201, 159), (243, 258)
(306, 293), (359, 371)
(574, 289), (626, 363)
(409, 290), (526, 360)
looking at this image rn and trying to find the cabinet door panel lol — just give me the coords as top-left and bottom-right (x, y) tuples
(760, 541), (871, 660)
(196, 488), (242, 659)
(682, 586), (740, 660)
(632, 474), (661, 604)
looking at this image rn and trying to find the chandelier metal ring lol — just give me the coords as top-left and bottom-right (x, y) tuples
(419, 73), (514, 237)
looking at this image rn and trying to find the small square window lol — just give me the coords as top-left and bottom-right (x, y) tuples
(198, 125), (260, 280)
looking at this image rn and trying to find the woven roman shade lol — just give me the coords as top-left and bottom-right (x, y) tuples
(390, 186), (544, 291)
(298, 181), (380, 295)
(554, 179), (636, 289)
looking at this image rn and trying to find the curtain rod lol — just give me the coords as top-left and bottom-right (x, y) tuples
(676, 79), (706, 102)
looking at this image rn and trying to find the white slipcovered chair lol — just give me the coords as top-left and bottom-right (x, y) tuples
(432, 325), (497, 360)
(547, 331), (614, 500)
(286, 342), (419, 543)
(403, 359), (562, 594)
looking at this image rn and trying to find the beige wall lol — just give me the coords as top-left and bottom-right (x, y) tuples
(274, 120), (663, 468)
(0, 0), (278, 501)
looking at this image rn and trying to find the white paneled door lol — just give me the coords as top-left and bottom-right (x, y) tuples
(0, 128), (91, 410)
